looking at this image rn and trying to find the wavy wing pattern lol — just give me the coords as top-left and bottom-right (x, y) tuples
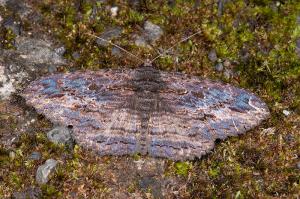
(22, 67), (269, 160)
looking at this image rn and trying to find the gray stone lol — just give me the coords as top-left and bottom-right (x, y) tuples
(55, 46), (66, 56)
(223, 59), (231, 67)
(134, 21), (163, 48)
(28, 151), (41, 161)
(223, 69), (233, 79)
(47, 126), (73, 146)
(208, 49), (218, 62)
(112, 47), (122, 57)
(215, 62), (224, 72)
(48, 65), (57, 73)
(0, 53), (30, 100)
(139, 176), (163, 199)
(239, 46), (250, 63)
(12, 187), (42, 199)
(36, 159), (58, 184)
(297, 162), (300, 169)
(134, 35), (149, 48)
(96, 27), (122, 47)
(0, 36), (67, 99)
(72, 51), (80, 60)
(15, 37), (66, 65)
(143, 21), (163, 43)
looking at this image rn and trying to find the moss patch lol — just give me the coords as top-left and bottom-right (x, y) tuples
(0, 0), (300, 198)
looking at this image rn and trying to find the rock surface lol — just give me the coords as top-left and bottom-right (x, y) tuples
(47, 126), (73, 146)
(143, 21), (163, 43)
(134, 34), (148, 47)
(215, 62), (224, 72)
(0, 64), (17, 99)
(208, 49), (218, 62)
(96, 27), (122, 47)
(36, 159), (58, 184)
(0, 37), (66, 100)
(134, 21), (163, 48)
(223, 69), (233, 79)
(15, 37), (66, 66)
(28, 151), (41, 161)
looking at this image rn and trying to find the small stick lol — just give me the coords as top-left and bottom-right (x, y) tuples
(85, 33), (145, 64)
(232, 118), (239, 132)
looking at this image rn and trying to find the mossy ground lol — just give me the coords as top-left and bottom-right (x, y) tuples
(0, 0), (299, 198)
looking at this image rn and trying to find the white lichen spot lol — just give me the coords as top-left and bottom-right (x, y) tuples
(282, 109), (291, 116)
(0, 65), (15, 99)
(110, 6), (119, 17)
(0, 64), (28, 100)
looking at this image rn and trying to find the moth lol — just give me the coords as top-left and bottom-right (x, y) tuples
(22, 33), (270, 160)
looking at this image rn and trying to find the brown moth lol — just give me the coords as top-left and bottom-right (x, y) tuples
(22, 32), (270, 160)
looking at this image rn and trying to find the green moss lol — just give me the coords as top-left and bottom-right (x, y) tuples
(208, 167), (220, 178)
(9, 172), (22, 188)
(132, 153), (141, 161)
(157, 56), (174, 69)
(1, 0), (300, 197)
(202, 21), (223, 41)
(41, 184), (60, 197)
(126, 10), (144, 24)
(127, 182), (138, 193)
(174, 161), (192, 176)
(0, 28), (16, 49)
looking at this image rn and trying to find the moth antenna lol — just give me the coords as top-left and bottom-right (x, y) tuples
(86, 33), (145, 64)
(150, 30), (202, 63)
